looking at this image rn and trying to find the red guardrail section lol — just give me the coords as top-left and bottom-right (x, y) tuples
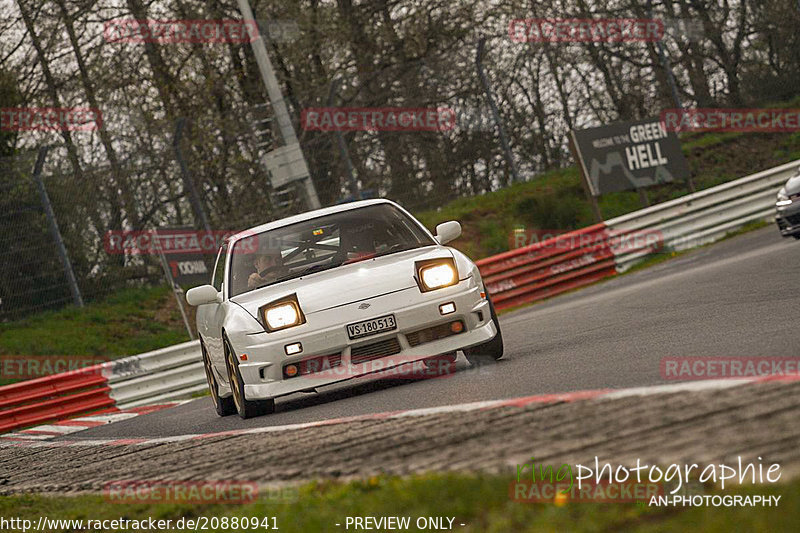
(476, 224), (664, 310)
(476, 223), (619, 310)
(0, 365), (115, 433)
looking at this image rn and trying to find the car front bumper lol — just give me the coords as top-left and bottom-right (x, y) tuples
(231, 277), (495, 400)
(776, 201), (800, 237)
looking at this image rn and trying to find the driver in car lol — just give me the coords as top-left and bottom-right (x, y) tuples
(248, 246), (286, 289)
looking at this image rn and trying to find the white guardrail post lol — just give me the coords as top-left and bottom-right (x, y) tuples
(103, 340), (206, 409)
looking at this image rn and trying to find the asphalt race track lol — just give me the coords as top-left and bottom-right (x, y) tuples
(65, 226), (800, 440)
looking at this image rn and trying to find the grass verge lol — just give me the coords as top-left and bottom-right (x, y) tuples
(0, 285), (191, 385)
(416, 120), (800, 260)
(0, 473), (795, 532)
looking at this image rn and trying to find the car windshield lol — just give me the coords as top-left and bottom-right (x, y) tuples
(228, 203), (435, 297)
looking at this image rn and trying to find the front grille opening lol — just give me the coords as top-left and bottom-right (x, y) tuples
(406, 320), (465, 347)
(283, 353), (342, 379)
(786, 213), (800, 227)
(350, 337), (402, 364)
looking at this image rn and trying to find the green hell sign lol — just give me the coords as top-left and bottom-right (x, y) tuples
(570, 117), (690, 196)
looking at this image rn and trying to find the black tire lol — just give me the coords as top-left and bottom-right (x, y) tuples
(202, 341), (236, 417)
(224, 336), (275, 419)
(793, 235), (800, 240)
(423, 352), (458, 377)
(424, 352), (457, 368)
(464, 295), (504, 365)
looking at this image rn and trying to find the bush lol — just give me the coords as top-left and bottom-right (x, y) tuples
(513, 190), (585, 231)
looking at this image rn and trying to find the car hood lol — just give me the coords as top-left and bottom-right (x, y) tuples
(784, 174), (800, 196)
(230, 246), (454, 320)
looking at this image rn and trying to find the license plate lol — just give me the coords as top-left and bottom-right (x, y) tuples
(347, 314), (397, 339)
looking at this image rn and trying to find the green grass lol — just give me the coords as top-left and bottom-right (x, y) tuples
(0, 285), (191, 384)
(0, 473), (795, 532)
(416, 126), (800, 260)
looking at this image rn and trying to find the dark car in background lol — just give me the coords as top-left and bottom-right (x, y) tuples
(776, 166), (800, 239)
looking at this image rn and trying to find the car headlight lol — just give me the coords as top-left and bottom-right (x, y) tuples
(416, 258), (458, 292)
(259, 294), (306, 332)
(777, 191), (792, 206)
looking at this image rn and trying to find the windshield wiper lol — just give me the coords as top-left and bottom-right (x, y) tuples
(275, 261), (343, 283)
(374, 244), (418, 258)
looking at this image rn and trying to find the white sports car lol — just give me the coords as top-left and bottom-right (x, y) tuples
(187, 199), (503, 419)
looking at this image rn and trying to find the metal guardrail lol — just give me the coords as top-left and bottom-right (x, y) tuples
(106, 340), (205, 408)
(480, 159), (798, 309)
(475, 224), (624, 310)
(0, 341), (203, 433)
(608, 159), (799, 271)
(0, 158), (796, 432)
(0, 367), (114, 433)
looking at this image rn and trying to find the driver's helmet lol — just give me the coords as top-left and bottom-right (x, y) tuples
(254, 239), (283, 265)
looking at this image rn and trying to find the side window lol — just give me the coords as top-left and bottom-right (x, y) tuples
(212, 243), (227, 293)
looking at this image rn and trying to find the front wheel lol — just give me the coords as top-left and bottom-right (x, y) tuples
(202, 341), (236, 417)
(464, 295), (504, 365)
(793, 235), (800, 240)
(224, 337), (275, 419)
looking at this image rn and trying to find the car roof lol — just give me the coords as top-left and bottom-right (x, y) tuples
(227, 198), (402, 243)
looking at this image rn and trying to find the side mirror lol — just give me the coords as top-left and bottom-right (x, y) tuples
(186, 285), (221, 306)
(435, 221), (462, 245)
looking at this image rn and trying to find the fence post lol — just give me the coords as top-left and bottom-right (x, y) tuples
(32, 146), (84, 308)
(568, 131), (603, 223)
(155, 242), (195, 341)
(235, 0), (321, 210)
(476, 37), (520, 185)
(173, 118), (212, 233)
(328, 77), (359, 198)
(647, 0), (697, 194)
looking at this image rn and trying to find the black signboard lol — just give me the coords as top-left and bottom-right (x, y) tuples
(165, 253), (211, 287)
(570, 117), (690, 196)
(155, 226), (215, 287)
